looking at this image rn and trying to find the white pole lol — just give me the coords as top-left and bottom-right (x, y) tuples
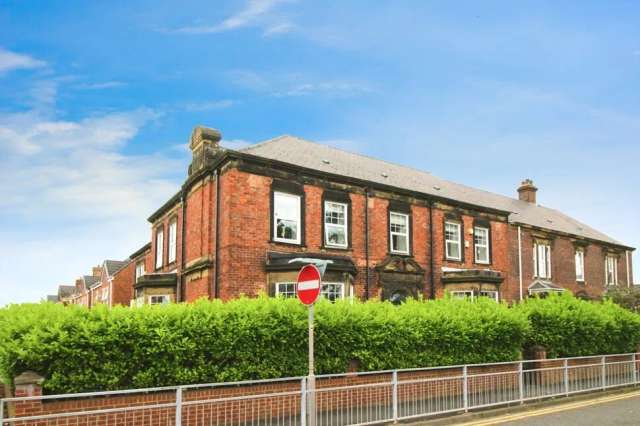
(518, 226), (524, 301)
(308, 304), (316, 426)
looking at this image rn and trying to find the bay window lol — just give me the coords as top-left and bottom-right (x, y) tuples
(275, 282), (345, 301)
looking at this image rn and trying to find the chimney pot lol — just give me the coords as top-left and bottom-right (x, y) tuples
(518, 179), (538, 204)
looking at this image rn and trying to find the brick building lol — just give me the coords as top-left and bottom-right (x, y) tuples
(52, 126), (634, 306)
(123, 126), (633, 305)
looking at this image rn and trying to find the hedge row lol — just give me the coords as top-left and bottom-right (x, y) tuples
(0, 294), (638, 394)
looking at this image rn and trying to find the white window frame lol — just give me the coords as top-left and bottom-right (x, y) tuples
(168, 218), (177, 264)
(273, 192), (301, 244)
(479, 290), (499, 302)
(389, 212), (410, 255)
(445, 221), (462, 261)
(450, 290), (474, 300)
(135, 261), (145, 282)
(275, 282), (345, 301)
(324, 201), (348, 248)
(606, 256), (618, 286)
(533, 243), (552, 279)
(149, 295), (170, 305)
(155, 228), (164, 269)
(474, 226), (490, 264)
(575, 250), (585, 282)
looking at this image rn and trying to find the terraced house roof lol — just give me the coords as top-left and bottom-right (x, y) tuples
(240, 135), (630, 248)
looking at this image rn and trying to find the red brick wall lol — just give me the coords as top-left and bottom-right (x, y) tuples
(111, 260), (134, 306)
(505, 226), (632, 300)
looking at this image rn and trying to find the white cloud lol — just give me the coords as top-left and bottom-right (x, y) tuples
(173, 0), (293, 35)
(0, 48), (46, 75)
(263, 22), (295, 37)
(0, 88), (188, 305)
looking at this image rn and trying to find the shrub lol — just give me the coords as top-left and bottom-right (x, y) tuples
(515, 293), (640, 358)
(0, 297), (527, 394)
(605, 286), (640, 313)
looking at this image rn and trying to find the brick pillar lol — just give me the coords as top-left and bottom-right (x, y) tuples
(12, 371), (44, 418)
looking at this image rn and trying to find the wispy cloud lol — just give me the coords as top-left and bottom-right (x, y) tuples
(228, 69), (373, 98)
(172, 0), (294, 35)
(73, 81), (127, 90)
(0, 48), (46, 75)
(182, 99), (236, 112)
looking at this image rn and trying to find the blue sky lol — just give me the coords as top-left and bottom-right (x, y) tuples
(1, 0), (639, 305)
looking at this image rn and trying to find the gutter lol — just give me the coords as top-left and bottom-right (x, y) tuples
(518, 225), (524, 301)
(429, 200), (435, 299)
(627, 250), (631, 288)
(364, 188), (370, 300)
(178, 191), (187, 302)
(214, 169), (221, 299)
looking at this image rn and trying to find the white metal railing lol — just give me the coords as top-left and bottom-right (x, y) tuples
(1, 353), (638, 425)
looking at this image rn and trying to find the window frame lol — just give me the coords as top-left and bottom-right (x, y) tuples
(155, 227), (164, 270)
(323, 200), (349, 248)
(533, 243), (552, 279)
(445, 221), (462, 261)
(389, 211), (410, 255)
(272, 191), (302, 245)
(149, 294), (170, 305)
(274, 281), (345, 301)
(168, 218), (178, 264)
(450, 290), (474, 300)
(135, 261), (145, 283)
(479, 290), (499, 302)
(575, 250), (585, 282)
(473, 226), (490, 264)
(606, 256), (618, 286)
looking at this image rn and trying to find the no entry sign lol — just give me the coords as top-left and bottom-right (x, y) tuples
(296, 264), (322, 305)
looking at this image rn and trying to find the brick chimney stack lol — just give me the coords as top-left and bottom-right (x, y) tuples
(518, 179), (538, 204)
(189, 126), (222, 176)
(92, 266), (102, 277)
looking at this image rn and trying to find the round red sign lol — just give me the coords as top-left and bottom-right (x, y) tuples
(296, 264), (322, 305)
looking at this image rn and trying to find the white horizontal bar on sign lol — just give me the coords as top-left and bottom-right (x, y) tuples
(297, 279), (320, 291)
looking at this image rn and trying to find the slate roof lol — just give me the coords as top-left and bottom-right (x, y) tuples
(57, 285), (76, 298)
(240, 135), (629, 248)
(82, 275), (101, 289)
(104, 260), (129, 277)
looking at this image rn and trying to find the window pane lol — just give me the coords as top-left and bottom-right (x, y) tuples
(325, 202), (345, 225)
(474, 227), (489, 263)
(326, 225), (346, 246)
(155, 230), (163, 269)
(390, 213), (408, 233)
(274, 193), (300, 242)
(445, 222), (461, 259)
(447, 241), (460, 259)
(321, 283), (344, 302)
(393, 234), (408, 253)
(276, 282), (296, 298)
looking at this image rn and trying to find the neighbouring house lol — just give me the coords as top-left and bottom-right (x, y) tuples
(128, 126), (634, 305)
(50, 126), (635, 306)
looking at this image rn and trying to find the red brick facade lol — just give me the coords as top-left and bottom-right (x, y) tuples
(57, 126), (635, 306)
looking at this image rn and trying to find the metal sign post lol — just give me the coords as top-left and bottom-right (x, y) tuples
(291, 259), (332, 426)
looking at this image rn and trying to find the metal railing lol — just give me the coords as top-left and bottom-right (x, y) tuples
(1, 353), (638, 425)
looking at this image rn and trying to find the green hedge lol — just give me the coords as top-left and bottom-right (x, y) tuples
(0, 297), (527, 394)
(514, 293), (640, 358)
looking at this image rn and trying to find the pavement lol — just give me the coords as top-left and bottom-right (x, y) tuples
(410, 388), (640, 426)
